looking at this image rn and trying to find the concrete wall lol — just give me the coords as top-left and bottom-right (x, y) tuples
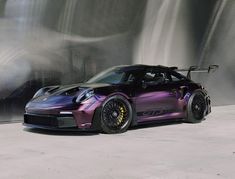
(132, 0), (235, 105)
(133, 0), (216, 66)
(0, 0), (234, 120)
(198, 0), (235, 105)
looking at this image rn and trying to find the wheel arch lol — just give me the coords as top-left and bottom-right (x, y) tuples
(103, 92), (136, 125)
(185, 89), (207, 123)
(91, 92), (135, 132)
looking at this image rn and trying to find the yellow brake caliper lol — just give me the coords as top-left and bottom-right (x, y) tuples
(117, 106), (125, 125)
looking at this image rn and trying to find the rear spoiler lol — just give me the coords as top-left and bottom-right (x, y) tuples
(171, 65), (219, 79)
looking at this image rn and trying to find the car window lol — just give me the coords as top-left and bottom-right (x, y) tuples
(171, 74), (181, 82)
(87, 69), (125, 84)
(87, 66), (142, 84)
(143, 70), (169, 85)
(126, 73), (135, 83)
(170, 71), (187, 82)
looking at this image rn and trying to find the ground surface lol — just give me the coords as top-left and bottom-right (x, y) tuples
(0, 105), (235, 179)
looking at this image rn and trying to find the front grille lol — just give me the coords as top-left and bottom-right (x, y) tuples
(24, 114), (58, 127)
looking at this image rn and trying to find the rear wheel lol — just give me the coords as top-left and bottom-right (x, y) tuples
(186, 90), (206, 123)
(101, 95), (132, 134)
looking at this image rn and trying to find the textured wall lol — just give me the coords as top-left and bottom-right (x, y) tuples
(198, 0), (235, 105)
(0, 0), (146, 93)
(133, 0), (216, 66)
(0, 0), (146, 119)
(0, 0), (234, 120)
(133, 0), (235, 105)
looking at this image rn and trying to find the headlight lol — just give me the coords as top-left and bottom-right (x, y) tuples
(85, 90), (94, 99)
(75, 89), (94, 103)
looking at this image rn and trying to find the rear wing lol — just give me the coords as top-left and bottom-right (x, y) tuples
(172, 65), (219, 79)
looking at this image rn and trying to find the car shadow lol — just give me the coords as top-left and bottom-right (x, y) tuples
(23, 127), (100, 136)
(23, 120), (184, 135)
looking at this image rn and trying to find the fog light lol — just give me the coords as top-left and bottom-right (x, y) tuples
(60, 111), (72, 114)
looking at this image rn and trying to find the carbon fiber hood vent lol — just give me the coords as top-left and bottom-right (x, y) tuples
(48, 85), (84, 96)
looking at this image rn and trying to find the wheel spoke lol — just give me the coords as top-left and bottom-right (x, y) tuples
(102, 98), (129, 130)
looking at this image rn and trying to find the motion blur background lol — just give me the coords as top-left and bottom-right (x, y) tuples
(0, 0), (234, 122)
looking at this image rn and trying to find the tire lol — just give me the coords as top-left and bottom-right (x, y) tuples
(186, 90), (207, 123)
(100, 95), (133, 134)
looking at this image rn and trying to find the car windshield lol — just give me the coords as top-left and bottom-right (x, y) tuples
(87, 67), (135, 84)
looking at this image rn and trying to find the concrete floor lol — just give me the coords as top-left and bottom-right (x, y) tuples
(0, 105), (235, 179)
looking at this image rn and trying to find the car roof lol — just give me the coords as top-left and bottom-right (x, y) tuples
(116, 64), (176, 71)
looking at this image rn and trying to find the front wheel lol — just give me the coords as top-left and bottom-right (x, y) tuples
(101, 95), (133, 134)
(186, 90), (206, 123)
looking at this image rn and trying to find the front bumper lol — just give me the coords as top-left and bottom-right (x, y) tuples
(24, 95), (105, 131)
(24, 113), (85, 131)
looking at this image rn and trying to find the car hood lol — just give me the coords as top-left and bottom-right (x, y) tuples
(37, 83), (111, 96)
(26, 83), (111, 109)
(79, 83), (112, 88)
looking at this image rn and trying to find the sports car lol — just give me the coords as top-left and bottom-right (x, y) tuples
(24, 64), (218, 133)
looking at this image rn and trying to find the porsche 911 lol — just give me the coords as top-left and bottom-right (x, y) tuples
(24, 64), (218, 133)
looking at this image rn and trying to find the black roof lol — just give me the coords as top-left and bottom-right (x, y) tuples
(116, 64), (177, 71)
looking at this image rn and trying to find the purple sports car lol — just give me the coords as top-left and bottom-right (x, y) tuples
(24, 64), (218, 134)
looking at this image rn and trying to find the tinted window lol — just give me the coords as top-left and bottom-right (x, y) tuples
(143, 70), (170, 85)
(87, 70), (125, 84)
(170, 71), (187, 82)
(171, 74), (181, 82)
(87, 67), (140, 84)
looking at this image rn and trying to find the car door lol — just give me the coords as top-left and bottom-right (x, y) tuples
(134, 68), (184, 123)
